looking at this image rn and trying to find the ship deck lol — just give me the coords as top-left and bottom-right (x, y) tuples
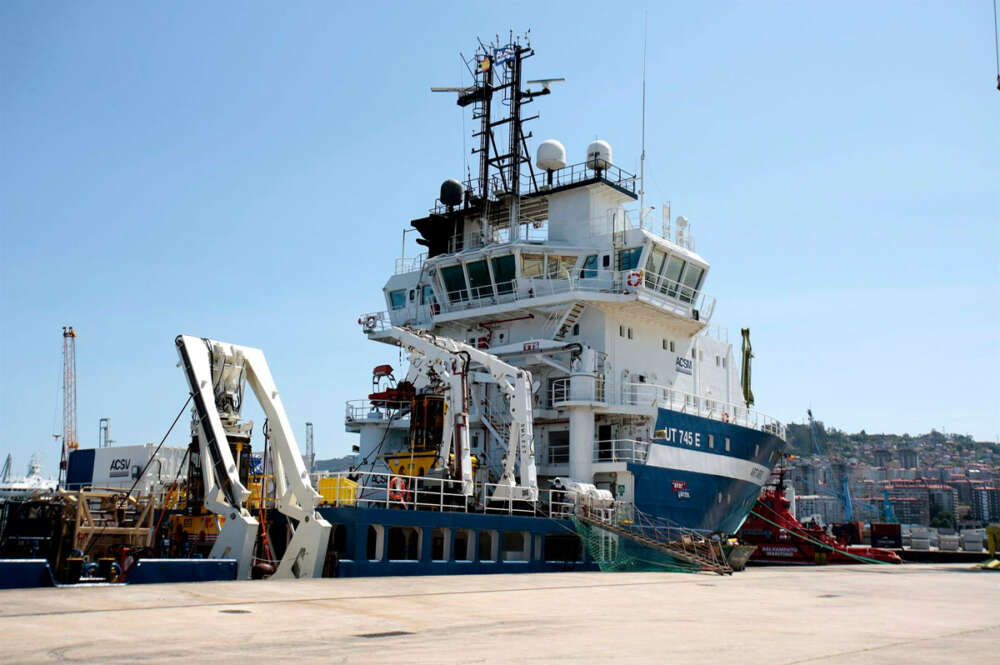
(0, 563), (993, 664)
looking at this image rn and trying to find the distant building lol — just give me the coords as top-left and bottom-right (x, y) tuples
(927, 485), (958, 517)
(874, 449), (893, 467)
(971, 487), (1000, 523)
(899, 448), (919, 469)
(795, 495), (844, 526)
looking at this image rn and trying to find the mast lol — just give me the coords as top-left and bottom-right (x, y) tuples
(640, 12), (648, 220)
(59, 326), (78, 488)
(434, 33), (557, 248)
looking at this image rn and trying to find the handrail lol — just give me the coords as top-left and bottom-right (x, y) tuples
(623, 382), (786, 438)
(434, 269), (715, 321)
(394, 253), (427, 275)
(316, 469), (574, 517)
(345, 399), (411, 422)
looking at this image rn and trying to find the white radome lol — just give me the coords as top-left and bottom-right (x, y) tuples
(586, 139), (612, 169)
(536, 139), (567, 171)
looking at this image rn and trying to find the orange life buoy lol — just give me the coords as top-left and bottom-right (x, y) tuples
(626, 270), (642, 287)
(388, 476), (410, 505)
(364, 315), (377, 329)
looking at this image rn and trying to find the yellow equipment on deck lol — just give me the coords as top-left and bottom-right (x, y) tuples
(317, 476), (357, 506)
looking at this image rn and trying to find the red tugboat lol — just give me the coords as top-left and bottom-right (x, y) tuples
(738, 471), (902, 565)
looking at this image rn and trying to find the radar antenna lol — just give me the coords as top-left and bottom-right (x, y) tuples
(431, 33), (562, 243)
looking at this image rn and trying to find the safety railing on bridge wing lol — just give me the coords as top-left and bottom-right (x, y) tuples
(621, 382), (786, 439)
(438, 269), (714, 323)
(358, 311), (390, 332)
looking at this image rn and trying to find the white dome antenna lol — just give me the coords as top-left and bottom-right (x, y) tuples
(586, 139), (612, 172)
(536, 139), (566, 186)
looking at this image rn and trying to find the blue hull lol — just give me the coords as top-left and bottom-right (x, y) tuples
(316, 409), (783, 578)
(633, 409), (785, 533)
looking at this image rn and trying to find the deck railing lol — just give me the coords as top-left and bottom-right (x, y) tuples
(622, 382), (785, 438)
(345, 399), (410, 423)
(317, 469), (575, 517)
(436, 269), (715, 321)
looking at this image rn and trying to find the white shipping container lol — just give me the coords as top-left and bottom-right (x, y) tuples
(73, 444), (188, 494)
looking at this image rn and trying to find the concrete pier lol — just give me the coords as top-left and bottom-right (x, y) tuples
(0, 564), (995, 664)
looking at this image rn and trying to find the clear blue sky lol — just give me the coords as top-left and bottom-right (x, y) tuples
(2, 2), (997, 476)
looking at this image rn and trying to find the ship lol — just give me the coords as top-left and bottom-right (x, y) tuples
(738, 471), (902, 565)
(0, 454), (57, 503)
(317, 33), (787, 576)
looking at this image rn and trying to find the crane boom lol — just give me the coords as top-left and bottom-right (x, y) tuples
(175, 335), (331, 579)
(372, 325), (538, 502)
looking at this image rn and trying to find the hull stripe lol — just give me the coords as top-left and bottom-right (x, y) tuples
(644, 443), (770, 485)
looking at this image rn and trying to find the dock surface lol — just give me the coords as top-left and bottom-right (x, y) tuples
(1, 564), (995, 664)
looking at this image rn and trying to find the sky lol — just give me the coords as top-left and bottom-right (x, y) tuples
(1, 2), (997, 477)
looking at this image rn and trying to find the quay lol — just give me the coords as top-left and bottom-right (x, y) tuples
(0, 564), (995, 664)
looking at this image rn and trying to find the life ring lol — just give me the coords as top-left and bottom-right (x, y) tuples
(363, 315), (377, 329)
(626, 270), (642, 287)
(388, 476), (410, 505)
(722, 412), (730, 423)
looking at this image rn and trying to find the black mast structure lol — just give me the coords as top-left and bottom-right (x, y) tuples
(433, 32), (558, 246)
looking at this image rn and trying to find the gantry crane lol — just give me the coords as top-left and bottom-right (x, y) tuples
(175, 335), (331, 580)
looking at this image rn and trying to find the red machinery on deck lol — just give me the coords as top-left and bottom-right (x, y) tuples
(738, 472), (902, 565)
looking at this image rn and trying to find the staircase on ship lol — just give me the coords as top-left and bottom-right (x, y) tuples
(575, 504), (733, 575)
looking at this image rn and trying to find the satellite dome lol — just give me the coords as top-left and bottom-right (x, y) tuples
(536, 139), (567, 171)
(586, 139), (612, 170)
(440, 179), (463, 207)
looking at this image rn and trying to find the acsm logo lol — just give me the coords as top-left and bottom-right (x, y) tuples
(108, 458), (132, 478)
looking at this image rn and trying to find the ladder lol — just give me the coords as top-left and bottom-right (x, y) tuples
(577, 507), (732, 575)
(553, 302), (585, 340)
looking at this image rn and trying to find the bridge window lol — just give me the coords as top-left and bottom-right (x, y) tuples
(521, 253), (544, 278)
(645, 248), (667, 288)
(389, 289), (406, 310)
(546, 255), (577, 279)
(678, 264), (705, 303)
(580, 254), (598, 278)
(466, 259), (492, 300)
(617, 247), (643, 271)
(662, 256), (685, 295)
(491, 255), (516, 294)
(419, 284), (436, 306)
(440, 265), (468, 303)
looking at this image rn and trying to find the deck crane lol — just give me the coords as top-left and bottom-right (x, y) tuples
(369, 324), (538, 503)
(175, 335), (331, 580)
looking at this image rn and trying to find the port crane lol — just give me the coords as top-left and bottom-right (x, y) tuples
(807, 409), (894, 523)
(368, 324), (538, 503)
(175, 335), (331, 580)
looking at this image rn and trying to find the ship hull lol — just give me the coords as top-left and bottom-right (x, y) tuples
(631, 408), (785, 534)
